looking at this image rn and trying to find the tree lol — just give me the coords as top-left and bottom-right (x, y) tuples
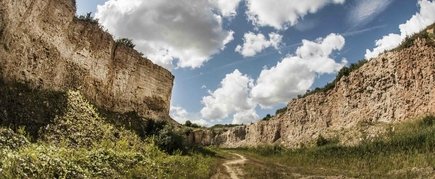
(116, 38), (135, 48)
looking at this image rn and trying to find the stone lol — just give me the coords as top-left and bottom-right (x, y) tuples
(0, 0), (174, 121)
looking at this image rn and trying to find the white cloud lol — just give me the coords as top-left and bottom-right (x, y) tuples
(201, 70), (255, 120)
(96, 0), (234, 69)
(246, 0), (346, 30)
(348, 0), (393, 27)
(208, 0), (242, 17)
(365, 0), (435, 59)
(235, 32), (283, 57)
(251, 33), (346, 106)
(201, 34), (346, 123)
(232, 109), (259, 124)
(170, 106), (208, 126)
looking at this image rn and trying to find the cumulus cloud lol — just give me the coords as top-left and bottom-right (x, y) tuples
(246, 0), (346, 30)
(365, 0), (435, 59)
(209, 0), (242, 17)
(201, 70), (255, 120)
(251, 33), (346, 106)
(348, 0), (393, 28)
(235, 32), (283, 57)
(201, 34), (346, 123)
(232, 109), (259, 124)
(171, 106), (208, 126)
(96, 0), (234, 69)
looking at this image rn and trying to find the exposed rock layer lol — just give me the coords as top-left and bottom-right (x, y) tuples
(0, 0), (174, 120)
(191, 37), (435, 148)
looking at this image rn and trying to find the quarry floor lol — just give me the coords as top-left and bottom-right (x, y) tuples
(210, 151), (348, 179)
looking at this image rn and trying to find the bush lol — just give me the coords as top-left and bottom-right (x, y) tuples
(116, 38), (135, 49)
(185, 120), (202, 128)
(420, 115), (435, 127)
(275, 107), (287, 116)
(154, 125), (185, 154)
(76, 12), (99, 25)
(316, 135), (330, 147)
(262, 114), (273, 121)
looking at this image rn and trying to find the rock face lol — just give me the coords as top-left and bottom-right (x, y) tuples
(0, 0), (174, 120)
(192, 37), (435, 148)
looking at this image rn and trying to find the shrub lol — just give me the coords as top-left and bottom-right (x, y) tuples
(275, 107), (287, 116)
(154, 125), (185, 154)
(76, 12), (99, 25)
(420, 115), (435, 127)
(316, 135), (330, 147)
(262, 114), (273, 121)
(185, 120), (201, 128)
(116, 38), (135, 49)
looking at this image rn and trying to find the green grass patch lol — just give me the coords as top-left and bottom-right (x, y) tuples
(231, 116), (435, 178)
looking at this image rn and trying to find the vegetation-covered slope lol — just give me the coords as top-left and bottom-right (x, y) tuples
(0, 80), (216, 178)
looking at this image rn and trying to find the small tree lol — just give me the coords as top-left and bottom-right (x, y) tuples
(116, 38), (135, 48)
(185, 120), (192, 127)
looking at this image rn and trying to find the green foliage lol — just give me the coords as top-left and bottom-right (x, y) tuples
(420, 115), (435, 127)
(0, 132), (215, 178)
(116, 38), (136, 49)
(76, 12), (99, 25)
(395, 25), (435, 51)
(234, 115), (435, 177)
(153, 125), (185, 154)
(275, 106), (287, 116)
(316, 135), (329, 147)
(262, 114), (272, 121)
(0, 80), (217, 178)
(259, 106), (287, 122)
(0, 80), (68, 140)
(209, 124), (243, 129)
(184, 120), (202, 128)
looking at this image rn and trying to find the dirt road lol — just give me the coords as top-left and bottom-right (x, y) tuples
(211, 153), (248, 179)
(223, 153), (247, 179)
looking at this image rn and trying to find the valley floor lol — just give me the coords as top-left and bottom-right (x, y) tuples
(209, 116), (435, 179)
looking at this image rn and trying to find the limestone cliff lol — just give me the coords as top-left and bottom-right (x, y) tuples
(191, 30), (435, 148)
(0, 0), (174, 121)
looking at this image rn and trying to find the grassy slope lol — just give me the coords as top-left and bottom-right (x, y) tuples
(0, 81), (218, 178)
(229, 116), (435, 178)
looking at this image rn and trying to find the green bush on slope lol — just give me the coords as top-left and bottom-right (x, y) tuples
(0, 86), (216, 178)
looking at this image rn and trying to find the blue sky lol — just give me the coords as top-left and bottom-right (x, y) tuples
(76, 0), (433, 126)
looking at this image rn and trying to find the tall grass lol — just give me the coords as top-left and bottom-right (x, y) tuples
(234, 116), (435, 177)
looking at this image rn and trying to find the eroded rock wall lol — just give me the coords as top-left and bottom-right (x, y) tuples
(193, 38), (435, 148)
(0, 0), (174, 120)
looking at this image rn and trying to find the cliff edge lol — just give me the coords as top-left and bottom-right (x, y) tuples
(191, 26), (435, 148)
(0, 0), (174, 121)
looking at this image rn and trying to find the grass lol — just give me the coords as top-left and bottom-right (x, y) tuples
(230, 116), (435, 178)
(0, 132), (217, 178)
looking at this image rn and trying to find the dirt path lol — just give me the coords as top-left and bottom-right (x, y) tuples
(211, 153), (248, 179)
(223, 153), (247, 179)
(211, 151), (350, 179)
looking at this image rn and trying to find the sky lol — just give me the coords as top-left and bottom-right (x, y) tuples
(76, 0), (435, 126)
